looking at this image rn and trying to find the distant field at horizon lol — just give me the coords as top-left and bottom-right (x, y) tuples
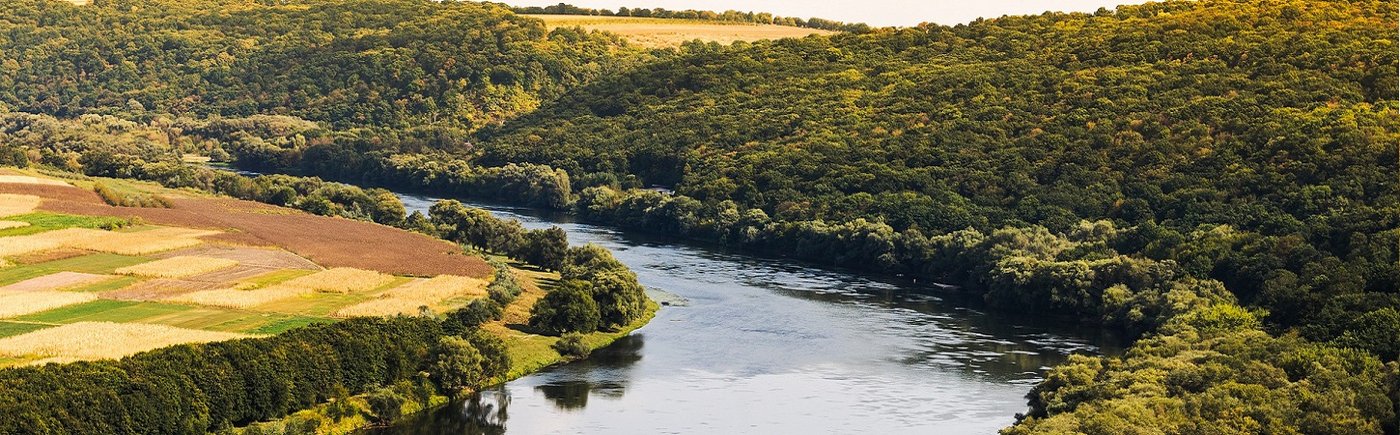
(526, 14), (835, 47)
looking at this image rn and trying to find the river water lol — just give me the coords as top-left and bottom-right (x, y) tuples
(376, 193), (1120, 434)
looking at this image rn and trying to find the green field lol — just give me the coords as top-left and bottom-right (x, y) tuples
(0, 253), (151, 286)
(12, 299), (332, 334)
(0, 213), (130, 237)
(0, 321), (53, 339)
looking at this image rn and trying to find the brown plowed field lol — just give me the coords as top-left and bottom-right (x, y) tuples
(0, 182), (489, 278)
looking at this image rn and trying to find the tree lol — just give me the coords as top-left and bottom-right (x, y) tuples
(528, 281), (601, 334)
(432, 336), (485, 397)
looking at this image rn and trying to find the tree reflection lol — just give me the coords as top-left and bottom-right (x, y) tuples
(535, 334), (644, 411)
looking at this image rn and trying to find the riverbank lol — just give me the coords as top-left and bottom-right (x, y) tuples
(230, 265), (659, 434)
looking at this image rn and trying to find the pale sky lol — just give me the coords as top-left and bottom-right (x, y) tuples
(505, 0), (1143, 27)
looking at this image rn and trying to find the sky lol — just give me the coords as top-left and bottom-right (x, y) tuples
(505, 0), (1143, 27)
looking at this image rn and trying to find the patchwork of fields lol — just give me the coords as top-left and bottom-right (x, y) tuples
(0, 170), (492, 367)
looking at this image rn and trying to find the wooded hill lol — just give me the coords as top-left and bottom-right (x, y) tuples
(0, 0), (1397, 432)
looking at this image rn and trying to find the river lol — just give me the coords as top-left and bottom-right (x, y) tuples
(374, 193), (1121, 434)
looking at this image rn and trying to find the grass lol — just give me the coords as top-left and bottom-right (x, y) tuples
(15, 299), (176, 323)
(0, 212), (129, 237)
(0, 253), (150, 286)
(239, 269), (317, 288)
(256, 292), (368, 316)
(69, 276), (141, 293)
(0, 321), (53, 338)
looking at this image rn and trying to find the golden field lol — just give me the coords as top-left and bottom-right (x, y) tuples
(115, 256), (239, 278)
(0, 322), (248, 361)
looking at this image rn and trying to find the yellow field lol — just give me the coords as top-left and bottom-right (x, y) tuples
(0, 322), (248, 361)
(526, 14), (835, 48)
(70, 227), (218, 255)
(0, 175), (69, 187)
(0, 228), (107, 256)
(0, 194), (42, 217)
(0, 226), (217, 257)
(333, 275), (488, 317)
(281, 267), (394, 293)
(0, 221), (29, 230)
(168, 285), (314, 309)
(115, 256), (239, 278)
(0, 291), (99, 318)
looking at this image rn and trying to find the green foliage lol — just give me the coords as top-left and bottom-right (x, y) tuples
(0, 0), (636, 129)
(432, 336), (485, 397)
(365, 387), (406, 425)
(529, 281), (602, 335)
(1011, 306), (1395, 435)
(92, 182), (171, 208)
(552, 332), (590, 358)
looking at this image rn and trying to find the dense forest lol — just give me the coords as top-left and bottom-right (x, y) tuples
(0, 0), (642, 129)
(0, 0), (1396, 432)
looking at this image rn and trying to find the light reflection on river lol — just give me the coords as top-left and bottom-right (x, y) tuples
(373, 193), (1121, 434)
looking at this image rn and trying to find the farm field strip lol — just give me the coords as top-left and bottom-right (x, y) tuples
(0, 291), (99, 318)
(0, 271), (114, 292)
(0, 322), (250, 361)
(335, 275), (489, 317)
(0, 194), (41, 217)
(115, 256), (239, 278)
(0, 253), (151, 286)
(0, 172), (494, 367)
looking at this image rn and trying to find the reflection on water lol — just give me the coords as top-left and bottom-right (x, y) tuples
(371, 194), (1123, 434)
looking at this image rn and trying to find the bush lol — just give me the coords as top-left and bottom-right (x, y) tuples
(552, 333), (590, 358)
(365, 386), (406, 425)
(528, 282), (601, 335)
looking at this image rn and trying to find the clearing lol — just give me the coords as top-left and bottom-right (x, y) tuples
(526, 14), (835, 48)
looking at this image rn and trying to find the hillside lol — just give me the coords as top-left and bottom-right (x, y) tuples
(0, 0), (1396, 432)
(477, 0), (1399, 332)
(527, 14), (836, 48)
(0, 0), (635, 129)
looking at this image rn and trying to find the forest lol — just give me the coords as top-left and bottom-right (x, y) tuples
(0, 0), (1396, 432)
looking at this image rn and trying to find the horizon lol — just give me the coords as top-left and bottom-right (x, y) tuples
(504, 0), (1144, 27)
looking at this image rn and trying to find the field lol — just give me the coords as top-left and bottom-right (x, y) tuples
(0, 171), (498, 367)
(526, 14), (835, 48)
(1, 174), (490, 277)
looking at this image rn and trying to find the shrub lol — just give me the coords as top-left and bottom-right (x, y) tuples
(528, 281), (601, 335)
(552, 333), (590, 358)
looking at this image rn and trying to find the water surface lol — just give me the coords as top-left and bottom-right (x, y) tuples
(378, 194), (1120, 434)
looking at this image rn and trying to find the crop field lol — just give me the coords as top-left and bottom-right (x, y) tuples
(334, 275), (489, 317)
(280, 267), (395, 293)
(0, 271), (113, 292)
(0, 172), (496, 367)
(526, 14), (835, 48)
(0, 291), (99, 318)
(115, 256), (239, 278)
(4, 175), (491, 277)
(0, 322), (249, 363)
